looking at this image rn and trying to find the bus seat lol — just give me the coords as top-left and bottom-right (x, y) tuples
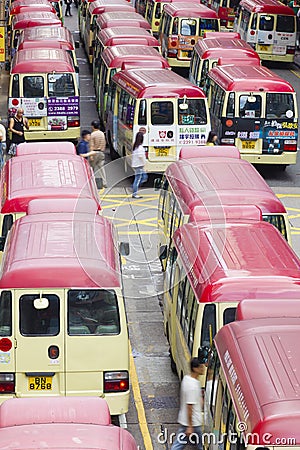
(69, 325), (91, 335)
(95, 324), (118, 335)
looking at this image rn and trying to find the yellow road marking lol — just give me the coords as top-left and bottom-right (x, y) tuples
(119, 230), (159, 235)
(103, 215), (157, 225)
(100, 194), (159, 198)
(129, 343), (153, 450)
(290, 69), (300, 79)
(278, 194), (300, 198)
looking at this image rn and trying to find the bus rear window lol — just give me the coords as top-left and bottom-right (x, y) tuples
(48, 73), (75, 97)
(223, 307), (236, 325)
(276, 15), (295, 32)
(239, 94), (261, 118)
(20, 294), (59, 336)
(23, 76), (44, 98)
(180, 19), (197, 36)
(151, 101), (174, 125)
(68, 290), (120, 335)
(0, 291), (12, 337)
(178, 99), (207, 125)
(200, 19), (219, 32)
(259, 15), (274, 31)
(263, 214), (287, 241)
(266, 93), (294, 119)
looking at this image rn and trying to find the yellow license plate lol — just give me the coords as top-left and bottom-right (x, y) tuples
(28, 119), (41, 127)
(181, 51), (189, 58)
(258, 45), (269, 52)
(28, 376), (52, 390)
(155, 148), (169, 157)
(242, 141), (256, 150)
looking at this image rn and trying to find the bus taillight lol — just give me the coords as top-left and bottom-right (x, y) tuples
(167, 48), (178, 58)
(283, 141), (297, 151)
(67, 116), (80, 127)
(104, 371), (129, 393)
(0, 374), (15, 393)
(286, 46), (295, 54)
(145, 148), (149, 159)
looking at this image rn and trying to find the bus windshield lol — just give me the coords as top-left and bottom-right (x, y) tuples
(178, 98), (207, 125)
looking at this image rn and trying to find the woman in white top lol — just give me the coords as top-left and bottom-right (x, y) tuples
(131, 131), (147, 199)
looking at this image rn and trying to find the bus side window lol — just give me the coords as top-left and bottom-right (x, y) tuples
(250, 13), (257, 30)
(263, 214), (287, 241)
(168, 246), (178, 294)
(226, 92), (235, 118)
(172, 17), (179, 34)
(0, 291), (12, 336)
(138, 99), (147, 125)
(176, 276), (187, 323)
(201, 304), (216, 348)
(1, 214), (13, 250)
(126, 98), (136, 129)
(199, 59), (209, 88)
(223, 307), (236, 325)
(12, 74), (19, 98)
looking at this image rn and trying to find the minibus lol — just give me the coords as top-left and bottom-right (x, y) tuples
(50, 0), (64, 22)
(206, 318), (300, 447)
(8, 48), (80, 142)
(164, 215), (300, 383)
(10, 11), (62, 57)
(0, 151), (100, 251)
(93, 27), (161, 80)
(95, 45), (170, 129)
(0, 397), (138, 449)
(233, 0), (297, 62)
(17, 27), (79, 79)
(0, 199), (130, 420)
(8, 2), (57, 30)
(159, 3), (220, 68)
(106, 68), (210, 171)
(156, 155), (292, 270)
(189, 37), (260, 88)
(83, 0), (135, 64)
(205, 64), (298, 166)
(210, 0), (239, 29)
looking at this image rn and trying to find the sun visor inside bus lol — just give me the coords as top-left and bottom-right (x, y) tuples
(190, 205), (262, 223)
(16, 142), (77, 156)
(217, 56), (261, 67)
(120, 60), (170, 70)
(26, 198), (99, 215)
(0, 397), (111, 427)
(179, 146), (241, 159)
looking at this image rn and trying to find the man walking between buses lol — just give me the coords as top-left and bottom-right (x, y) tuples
(89, 120), (107, 189)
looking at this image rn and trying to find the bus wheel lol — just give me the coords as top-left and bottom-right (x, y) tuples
(170, 350), (177, 375)
(277, 164), (287, 171)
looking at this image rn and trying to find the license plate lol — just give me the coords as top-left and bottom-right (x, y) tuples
(258, 45), (269, 52)
(28, 376), (52, 390)
(155, 148), (169, 157)
(180, 50), (192, 58)
(242, 141), (256, 150)
(273, 45), (286, 55)
(28, 119), (41, 127)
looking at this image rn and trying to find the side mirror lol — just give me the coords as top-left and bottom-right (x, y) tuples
(159, 244), (167, 261)
(0, 237), (5, 252)
(120, 242), (130, 256)
(154, 177), (162, 190)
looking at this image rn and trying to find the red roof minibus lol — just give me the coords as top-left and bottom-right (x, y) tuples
(10, 11), (62, 55)
(0, 199), (130, 419)
(189, 37), (260, 87)
(95, 45), (169, 128)
(234, 0), (297, 62)
(236, 298), (300, 320)
(106, 68), (210, 170)
(164, 217), (300, 382)
(156, 155), (292, 270)
(8, 2), (57, 30)
(205, 64), (298, 166)
(0, 152), (100, 251)
(208, 318), (300, 446)
(159, 3), (220, 68)
(83, 0), (135, 64)
(15, 141), (77, 156)
(0, 398), (138, 449)
(209, 0), (239, 29)
(95, 11), (152, 35)
(9, 48), (80, 142)
(93, 26), (161, 81)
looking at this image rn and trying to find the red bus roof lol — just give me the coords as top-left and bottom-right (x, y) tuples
(96, 11), (152, 30)
(173, 220), (300, 302)
(10, 0), (51, 8)
(194, 37), (259, 59)
(89, 0), (134, 15)
(0, 207), (120, 289)
(12, 11), (62, 29)
(11, 48), (74, 73)
(236, 298), (300, 321)
(16, 142), (77, 156)
(0, 153), (100, 213)
(20, 26), (73, 43)
(101, 45), (169, 69)
(10, 4), (56, 15)
(208, 64), (295, 92)
(18, 39), (74, 51)
(202, 31), (240, 38)
(215, 318), (300, 442)
(112, 68), (206, 99)
(163, 2), (219, 18)
(179, 146), (241, 159)
(165, 157), (286, 215)
(217, 56), (261, 66)
(97, 27), (159, 47)
(239, 0), (295, 15)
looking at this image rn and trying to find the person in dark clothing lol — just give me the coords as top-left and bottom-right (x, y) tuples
(65, 0), (72, 16)
(8, 108), (29, 157)
(77, 129), (91, 157)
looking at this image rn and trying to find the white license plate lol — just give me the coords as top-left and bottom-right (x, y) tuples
(273, 46), (286, 55)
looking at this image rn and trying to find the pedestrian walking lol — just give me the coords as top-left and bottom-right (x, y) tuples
(77, 129), (91, 157)
(0, 118), (7, 169)
(89, 120), (107, 189)
(131, 131), (147, 199)
(171, 357), (205, 450)
(65, 0), (72, 16)
(8, 108), (29, 158)
(206, 131), (218, 146)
